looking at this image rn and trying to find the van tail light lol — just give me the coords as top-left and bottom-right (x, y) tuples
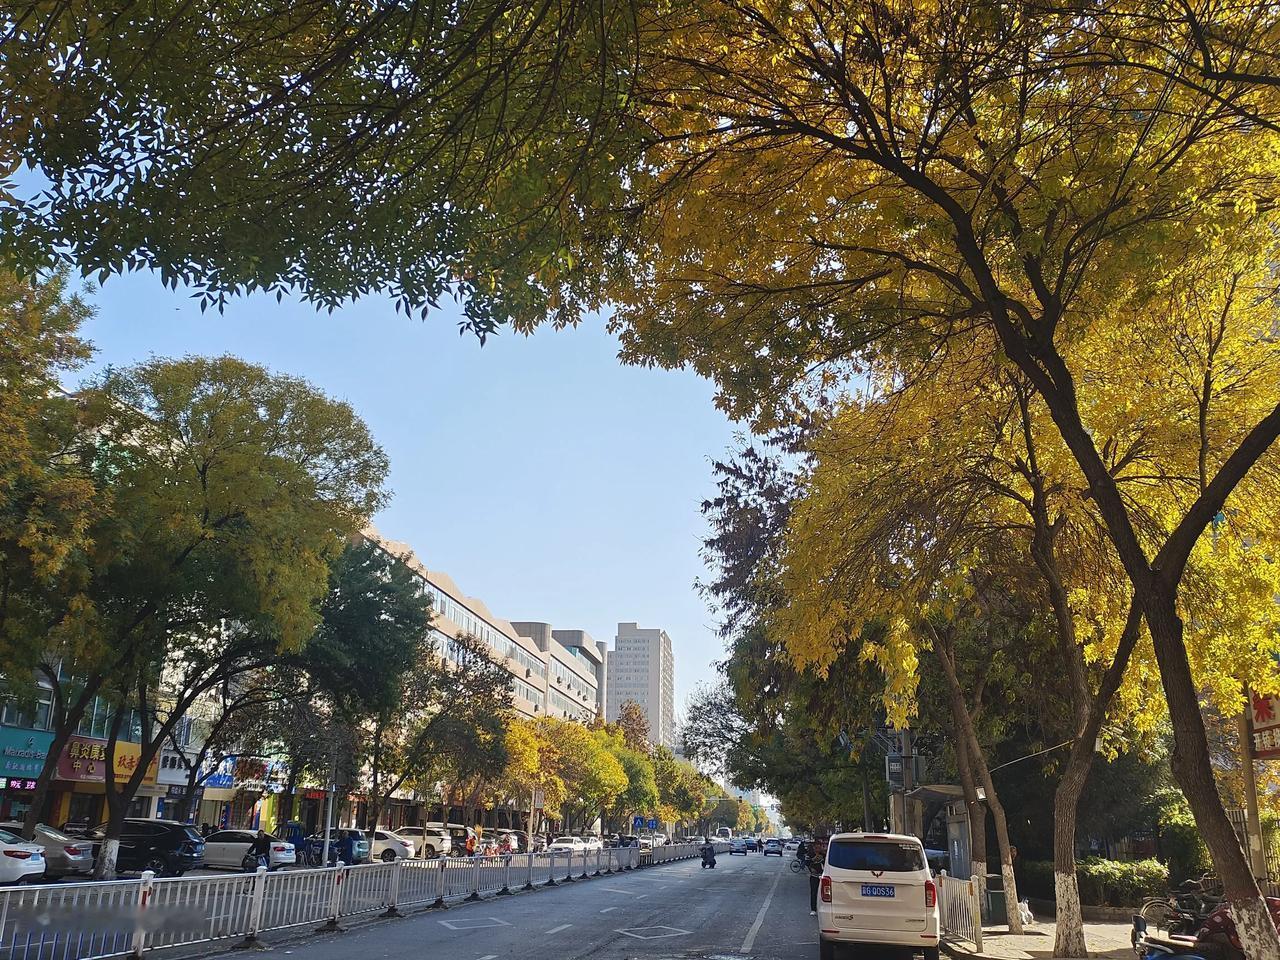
(4, 850), (31, 859)
(925, 878), (937, 908)
(820, 876), (832, 903)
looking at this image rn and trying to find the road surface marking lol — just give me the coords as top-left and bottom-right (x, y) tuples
(600, 907), (618, 913)
(740, 867), (783, 953)
(478, 955), (498, 959)
(545, 924), (573, 935)
(601, 887), (632, 894)
(616, 926), (692, 940)
(438, 918), (511, 931)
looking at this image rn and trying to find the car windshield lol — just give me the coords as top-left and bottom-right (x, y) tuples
(827, 839), (926, 872)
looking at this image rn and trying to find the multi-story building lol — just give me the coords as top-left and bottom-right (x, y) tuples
(509, 623), (605, 723)
(368, 531), (551, 720)
(605, 622), (676, 750)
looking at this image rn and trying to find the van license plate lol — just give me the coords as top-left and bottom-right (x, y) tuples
(861, 884), (895, 897)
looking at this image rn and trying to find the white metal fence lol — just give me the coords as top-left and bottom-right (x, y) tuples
(937, 871), (983, 951)
(0, 842), (725, 960)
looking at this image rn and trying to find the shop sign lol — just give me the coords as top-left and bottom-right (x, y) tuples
(203, 756), (236, 789)
(0, 727), (54, 779)
(56, 735), (158, 784)
(0, 778), (39, 792)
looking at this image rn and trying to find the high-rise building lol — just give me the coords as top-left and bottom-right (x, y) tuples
(605, 622), (676, 750)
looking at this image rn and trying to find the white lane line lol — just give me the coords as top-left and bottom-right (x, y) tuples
(478, 955), (498, 959)
(600, 906), (618, 913)
(545, 924), (573, 935)
(740, 867), (783, 953)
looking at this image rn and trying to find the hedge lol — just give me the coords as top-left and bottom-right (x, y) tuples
(1015, 857), (1168, 907)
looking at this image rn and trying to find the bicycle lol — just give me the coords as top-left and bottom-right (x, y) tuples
(790, 856), (807, 874)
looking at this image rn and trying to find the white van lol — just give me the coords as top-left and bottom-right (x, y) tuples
(816, 832), (940, 960)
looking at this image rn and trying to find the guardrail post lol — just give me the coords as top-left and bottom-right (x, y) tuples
(318, 863), (347, 931)
(499, 854), (513, 895)
(545, 851), (557, 886)
(593, 847), (602, 877)
(431, 857), (447, 909)
(579, 849), (588, 880)
(466, 856), (482, 901)
(524, 852), (535, 890)
(242, 865), (269, 943)
(564, 850), (575, 882)
(382, 858), (404, 917)
(130, 870), (155, 958)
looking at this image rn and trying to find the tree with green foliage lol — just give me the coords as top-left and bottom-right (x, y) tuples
(22, 355), (386, 876)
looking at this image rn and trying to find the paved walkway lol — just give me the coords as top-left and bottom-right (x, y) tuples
(941, 920), (1134, 960)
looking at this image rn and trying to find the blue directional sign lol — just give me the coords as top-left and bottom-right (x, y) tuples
(647, 818), (658, 830)
(633, 815), (644, 830)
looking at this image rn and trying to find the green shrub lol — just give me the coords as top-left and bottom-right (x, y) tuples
(1015, 857), (1168, 907)
(1157, 791), (1211, 883)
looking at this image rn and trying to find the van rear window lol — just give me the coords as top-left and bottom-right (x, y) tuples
(827, 840), (925, 872)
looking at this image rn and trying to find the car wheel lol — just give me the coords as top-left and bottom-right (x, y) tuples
(924, 948), (940, 960)
(144, 856), (168, 877)
(819, 937), (836, 960)
(381, 849), (397, 862)
(241, 854), (258, 872)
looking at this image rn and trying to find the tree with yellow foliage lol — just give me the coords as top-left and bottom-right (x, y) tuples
(570, 4), (1280, 951)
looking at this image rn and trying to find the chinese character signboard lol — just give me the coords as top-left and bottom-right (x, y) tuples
(1250, 693), (1280, 760)
(55, 735), (159, 784)
(0, 727), (54, 780)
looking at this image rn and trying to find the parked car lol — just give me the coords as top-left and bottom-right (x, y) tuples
(729, 836), (748, 855)
(201, 830), (295, 871)
(763, 838), (783, 856)
(579, 834), (603, 851)
(548, 836), (586, 853)
(369, 829), (415, 861)
(784, 838), (800, 852)
(396, 826), (452, 858)
(0, 828), (45, 885)
(308, 829), (371, 864)
(638, 835), (654, 850)
(817, 832), (940, 960)
(615, 834), (640, 847)
(85, 819), (204, 877)
(1, 822), (92, 878)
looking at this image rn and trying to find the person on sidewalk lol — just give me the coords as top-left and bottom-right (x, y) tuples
(808, 836), (828, 916)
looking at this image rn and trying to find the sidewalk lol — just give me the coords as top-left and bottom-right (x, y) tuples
(941, 919), (1135, 960)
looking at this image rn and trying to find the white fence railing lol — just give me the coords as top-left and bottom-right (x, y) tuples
(937, 871), (983, 951)
(0, 843), (725, 960)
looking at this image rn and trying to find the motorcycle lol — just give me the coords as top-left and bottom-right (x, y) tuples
(700, 846), (717, 869)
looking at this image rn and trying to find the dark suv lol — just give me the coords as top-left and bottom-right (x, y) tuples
(87, 819), (205, 876)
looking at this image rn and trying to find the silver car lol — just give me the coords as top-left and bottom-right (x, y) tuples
(0, 822), (93, 878)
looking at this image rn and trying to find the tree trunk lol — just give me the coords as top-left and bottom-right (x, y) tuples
(1145, 587), (1278, 960)
(954, 728), (988, 908)
(23, 676), (101, 840)
(936, 634), (1023, 933)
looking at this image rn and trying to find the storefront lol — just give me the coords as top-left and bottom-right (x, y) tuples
(51, 734), (159, 830)
(0, 727), (55, 822)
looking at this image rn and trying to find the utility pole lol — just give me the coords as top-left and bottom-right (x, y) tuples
(901, 728), (915, 838)
(321, 750), (337, 867)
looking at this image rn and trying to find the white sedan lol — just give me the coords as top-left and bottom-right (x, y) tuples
(202, 830), (295, 871)
(0, 828), (46, 884)
(547, 836), (586, 853)
(370, 830), (415, 861)
(580, 835), (603, 851)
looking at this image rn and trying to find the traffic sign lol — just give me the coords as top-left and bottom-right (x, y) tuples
(633, 815), (644, 830)
(647, 818), (658, 830)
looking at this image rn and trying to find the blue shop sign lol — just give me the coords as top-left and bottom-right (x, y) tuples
(203, 755), (236, 789)
(0, 727), (55, 779)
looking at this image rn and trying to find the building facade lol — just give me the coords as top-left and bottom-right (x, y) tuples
(605, 622), (676, 750)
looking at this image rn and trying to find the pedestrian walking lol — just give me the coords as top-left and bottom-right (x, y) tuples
(465, 833), (477, 857)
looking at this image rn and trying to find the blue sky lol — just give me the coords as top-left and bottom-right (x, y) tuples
(75, 271), (739, 712)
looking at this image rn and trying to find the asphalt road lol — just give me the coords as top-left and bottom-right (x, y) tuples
(286, 851), (824, 960)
